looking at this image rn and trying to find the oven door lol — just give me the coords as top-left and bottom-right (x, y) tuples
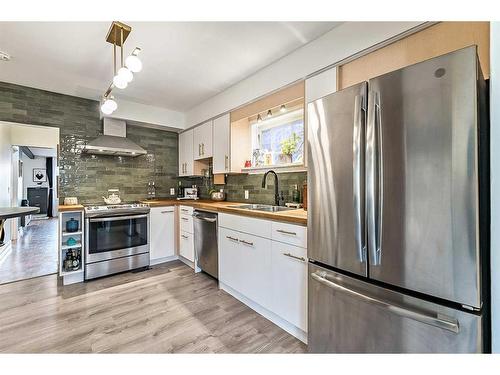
(86, 214), (149, 263)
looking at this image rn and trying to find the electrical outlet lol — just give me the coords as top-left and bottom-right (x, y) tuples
(170, 188), (175, 196)
(244, 190), (249, 200)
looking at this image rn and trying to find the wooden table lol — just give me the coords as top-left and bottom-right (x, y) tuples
(0, 207), (40, 246)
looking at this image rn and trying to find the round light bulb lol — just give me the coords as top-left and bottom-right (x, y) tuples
(101, 103), (114, 115)
(125, 55), (142, 73)
(104, 98), (117, 112)
(118, 67), (133, 83)
(113, 74), (128, 89)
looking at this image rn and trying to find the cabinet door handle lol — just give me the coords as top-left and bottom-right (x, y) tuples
(226, 236), (239, 242)
(283, 252), (306, 262)
(181, 209), (189, 213)
(276, 229), (297, 236)
(181, 217), (189, 221)
(225, 155), (228, 170)
(202, 143), (205, 155)
(181, 234), (189, 239)
(239, 239), (254, 246)
(198, 144), (201, 156)
(161, 210), (172, 214)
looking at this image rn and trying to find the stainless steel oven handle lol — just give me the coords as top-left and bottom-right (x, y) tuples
(311, 271), (460, 333)
(89, 214), (148, 222)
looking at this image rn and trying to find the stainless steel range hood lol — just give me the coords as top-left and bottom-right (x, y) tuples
(83, 118), (146, 157)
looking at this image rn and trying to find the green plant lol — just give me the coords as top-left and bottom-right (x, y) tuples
(280, 132), (299, 156)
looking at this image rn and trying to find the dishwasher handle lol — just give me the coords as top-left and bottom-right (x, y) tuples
(192, 211), (217, 223)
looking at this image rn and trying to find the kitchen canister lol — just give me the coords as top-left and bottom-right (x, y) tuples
(66, 218), (79, 233)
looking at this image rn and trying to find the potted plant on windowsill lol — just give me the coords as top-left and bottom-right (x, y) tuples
(279, 132), (299, 164)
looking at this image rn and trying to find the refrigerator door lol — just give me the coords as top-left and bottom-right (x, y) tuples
(307, 82), (368, 276)
(366, 46), (482, 308)
(308, 263), (483, 353)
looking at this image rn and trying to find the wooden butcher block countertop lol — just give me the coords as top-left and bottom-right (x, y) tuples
(140, 199), (307, 226)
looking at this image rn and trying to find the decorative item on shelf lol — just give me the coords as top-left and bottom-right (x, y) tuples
(264, 152), (273, 166)
(252, 149), (264, 167)
(63, 249), (81, 272)
(65, 218), (79, 233)
(279, 132), (299, 164)
(63, 197), (78, 205)
(100, 21), (143, 116)
(244, 160), (252, 168)
(66, 237), (77, 246)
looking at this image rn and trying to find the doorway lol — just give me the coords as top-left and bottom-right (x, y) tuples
(0, 121), (59, 285)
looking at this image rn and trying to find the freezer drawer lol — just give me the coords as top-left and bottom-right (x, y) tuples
(308, 263), (483, 353)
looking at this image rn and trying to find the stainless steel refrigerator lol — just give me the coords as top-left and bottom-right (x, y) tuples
(307, 46), (489, 353)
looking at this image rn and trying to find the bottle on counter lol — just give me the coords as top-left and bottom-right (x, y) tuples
(302, 181), (307, 211)
(292, 184), (300, 203)
(278, 191), (285, 207)
(177, 181), (184, 198)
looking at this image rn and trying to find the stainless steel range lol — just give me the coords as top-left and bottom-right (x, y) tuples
(84, 203), (150, 280)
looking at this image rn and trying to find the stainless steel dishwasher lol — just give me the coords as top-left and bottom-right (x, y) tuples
(193, 210), (218, 279)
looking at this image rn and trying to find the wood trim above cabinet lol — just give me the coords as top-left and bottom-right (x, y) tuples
(338, 22), (490, 90)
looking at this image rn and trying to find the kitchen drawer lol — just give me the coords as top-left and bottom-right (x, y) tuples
(180, 213), (193, 233)
(272, 221), (307, 248)
(179, 205), (194, 215)
(218, 213), (272, 239)
(180, 230), (194, 262)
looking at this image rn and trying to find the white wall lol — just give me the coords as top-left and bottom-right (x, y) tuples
(109, 99), (186, 130)
(22, 155), (49, 199)
(185, 22), (425, 128)
(0, 123), (12, 247)
(9, 123), (59, 148)
(490, 21), (500, 353)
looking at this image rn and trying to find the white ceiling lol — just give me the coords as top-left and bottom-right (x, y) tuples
(0, 22), (341, 112)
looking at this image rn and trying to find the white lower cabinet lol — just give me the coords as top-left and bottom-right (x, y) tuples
(271, 241), (308, 331)
(218, 213), (307, 342)
(150, 207), (175, 265)
(180, 231), (194, 262)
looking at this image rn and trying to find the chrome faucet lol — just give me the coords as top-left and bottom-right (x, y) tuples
(262, 170), (280, 206)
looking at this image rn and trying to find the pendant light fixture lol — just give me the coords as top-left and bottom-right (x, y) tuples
(266, 109), (272, 118)
(257, 114), (263, 123)
(100, 21), (143, 115)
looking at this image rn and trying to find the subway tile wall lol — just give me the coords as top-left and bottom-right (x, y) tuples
(0, 81), (179, 204)
(179, 171), (307, 205)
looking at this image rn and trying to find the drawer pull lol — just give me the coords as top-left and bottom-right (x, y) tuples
(181, 234), (189, 239)
(181, 209), (189, 213)
(181, 217), (189, 221)
(239, 239), (254, 246)
(276, 229), (297, 236)
(226, 236), (239, 242)
(161, 210), (172, 214)
(283, 252), (306, 262)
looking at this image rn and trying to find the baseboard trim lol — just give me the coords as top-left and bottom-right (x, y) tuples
(150, 255), (178, 266)
(219, 281), (307, 344)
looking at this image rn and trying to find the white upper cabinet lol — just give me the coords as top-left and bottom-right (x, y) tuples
(305, 66), (337, 103)
(179, 129), (194, 176)
(212, 113), (230, 174)
(193, 120), (213, 160)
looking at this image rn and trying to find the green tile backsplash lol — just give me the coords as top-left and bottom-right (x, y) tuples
(0, 81), (179, 204)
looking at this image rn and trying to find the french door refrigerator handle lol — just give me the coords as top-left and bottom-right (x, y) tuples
(366, 92), (378, 265)
(311, 271), (460, 333)
(375, 95), (383, 265)
(353, 93), (365, 263)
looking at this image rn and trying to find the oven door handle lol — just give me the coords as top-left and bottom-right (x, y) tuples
(89, 214), (148, 222)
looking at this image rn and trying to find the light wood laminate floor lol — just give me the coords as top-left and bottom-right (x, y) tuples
(0, 218), (58, 285)
(0, 261), (306, 353)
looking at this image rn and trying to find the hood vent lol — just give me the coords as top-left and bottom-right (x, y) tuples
(83, 118), (146, 157)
